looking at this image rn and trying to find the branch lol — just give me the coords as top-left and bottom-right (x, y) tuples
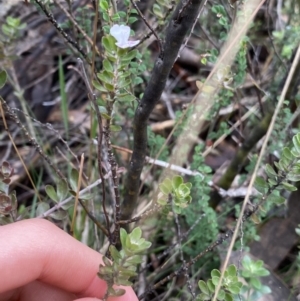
(34, 0), (89, 62)
(122, 0), (205, 221)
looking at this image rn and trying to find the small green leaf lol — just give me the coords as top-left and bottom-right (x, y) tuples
(250, 277), (262, 290)
(103, 58), (114, 72)
(227, 265), (237, 277)
(212, 276), (220, 286)
(134, 76), (143, 85)
(45, 185), (59, 202)
(260, 285), (271, 294)
(109, 245), (122, 261)
(255, 268), (270, 277)
(160, 178), (172, 194)
(101, 112), (111, 120)
(159, 182), (172, 195)
(254, 176), (268, 194)
(121, 49), (138, 61)
(198, 280), (209, 295)
(102, 256), (111, 266)
(117, 94), (136, 102)
(201, 57), (207, 65)
(70, 169), (79, 191)
(104, 83), (114, 91)
(102, 36), (117, 53)
(227, 283), (242, 294)
(251, 213), (261, 224)
(268, 192), (285, 206)
(93, 80), (106, 92)
(120, 228), (128, 248)
(268, 178), (277, 186)
(49, 209), (68, 220)
(281, 181), (297, 191)
(207, 279), (215, 292)
(265, 164), (277, 177)
(36, 202), (50, 216)
(157, 198), (167, 206)
(97, 71), (114, 84)
(99, 0), (108, 10)
(224, 293), (233, 301)
(217, 289), (225, 300)
(116, 12), (126, 19)
(172, 175), (183, 190)
(176, 185), (189, 198)
(131, 227), (142, 243)
(79, 192), (94, 200)
(57, 180), (68, 201)
(118, 77), (131, 88)
(211, 269), (221, 278)
(153, 3), (164, 18)
(110, 124), (122, 132)
(287, 170), (300, 182)
(0, 69), (7, 89)
(128, 16), (138, 24)
(293, 134), (300, 155)
(111, 14), (120, 22)
(125, 255), (142, 265)
(197, 293), (211, 300)
(282, 147), (294, 161)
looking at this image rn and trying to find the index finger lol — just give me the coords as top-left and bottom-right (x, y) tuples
(0, 219), (138, 301)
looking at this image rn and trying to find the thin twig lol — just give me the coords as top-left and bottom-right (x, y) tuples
(0, 98), (67, 182)
(172, 196), (195, 299)
(179, 0), (207, 57)
(0, 100), (42, 203)
(11, 108), (81, 168)
(77, 58), (111, 242)
(140, 213), (205, 273)
(266, 0), (287, 70)
(52, 0), (102, 58)
(129, 0), (162, 54)
(71, 154), (84, 236)
(33, 0), (89, 62)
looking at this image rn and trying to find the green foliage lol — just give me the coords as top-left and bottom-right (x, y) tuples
(197, 265), (243, 301)
(45, 180), (68, 203)
(0, 69), (7, 89)
(208, 121), (231, 140)
(153, 0), (174, 24)
(158, 175), (192, 214)
(239, 256), (271, 301)
(234, 39), (248, 86)
(1, 16), (26, 40)
(211, 4), (230, 39)
(180, 145), (218, 271)
(272, 26), (300, 59)
(147, 127), (169, 161)
(248, 132), (300, 223)
(93, 30), (142, 131)
(99, 0), (139, 31)
(42, 169), (93, 220)
(98, 227), (151, 297)
(0, 16), (26, 67)
(255, 132), (300, 194)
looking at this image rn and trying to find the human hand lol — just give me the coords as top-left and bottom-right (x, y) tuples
(0, 219), (138, 301)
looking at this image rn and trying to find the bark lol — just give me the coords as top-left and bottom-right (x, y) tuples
(122, 0), (205, 220)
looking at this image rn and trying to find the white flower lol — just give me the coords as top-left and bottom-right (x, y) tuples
(110, 24), (140, 49)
